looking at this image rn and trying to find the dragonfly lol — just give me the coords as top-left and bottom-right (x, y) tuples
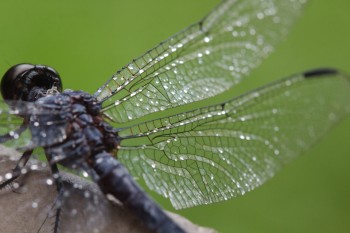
(1, 0), (350, 232)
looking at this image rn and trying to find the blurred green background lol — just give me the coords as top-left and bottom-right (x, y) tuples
(0, 0), (349, 233)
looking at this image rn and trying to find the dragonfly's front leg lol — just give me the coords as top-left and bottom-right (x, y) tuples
(0, 149), (33, 189)
(0, 120), (31, 189)
(0, 122), (27, 143)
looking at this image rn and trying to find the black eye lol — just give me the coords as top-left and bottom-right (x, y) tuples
(1, 63), (63, 102)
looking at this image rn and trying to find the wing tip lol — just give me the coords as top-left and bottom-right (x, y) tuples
(303, 68), (339, 79)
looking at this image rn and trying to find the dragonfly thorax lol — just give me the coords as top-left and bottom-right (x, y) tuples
(30, 90), (119, 168)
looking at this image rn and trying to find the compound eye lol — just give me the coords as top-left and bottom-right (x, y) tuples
(1, 64), (34, 101)
(1, 63), (63, 102)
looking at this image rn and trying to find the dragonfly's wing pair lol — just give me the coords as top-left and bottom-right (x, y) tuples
(95, 0), (307, 123)
(118, 70), (350, 209)
(92, 0), (350, 209)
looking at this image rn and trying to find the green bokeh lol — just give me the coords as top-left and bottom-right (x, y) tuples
(0, 1), (349, 233)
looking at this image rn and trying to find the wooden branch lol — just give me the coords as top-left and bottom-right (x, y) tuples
(0, 146), (216, 233)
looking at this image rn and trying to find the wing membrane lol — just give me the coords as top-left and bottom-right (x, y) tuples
(117, 70), (350, 209)
(95, 0), (307, 123)
(0, 100), (68, 148)
(0, 100), (32, 148)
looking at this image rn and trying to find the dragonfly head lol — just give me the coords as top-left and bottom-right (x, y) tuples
(1, 63), (63, 102)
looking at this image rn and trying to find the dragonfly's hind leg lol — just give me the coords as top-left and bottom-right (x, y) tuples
(0, 149), (33, 189)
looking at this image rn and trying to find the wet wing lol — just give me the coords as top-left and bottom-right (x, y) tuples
(117, 69), (350, 209)
(95, 0), (307, 123)
(0, 100), (33, 148)
(0, 100), (68, 149)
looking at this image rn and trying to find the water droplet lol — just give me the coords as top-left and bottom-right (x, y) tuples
(5, 173), (12, 179)
(84, 191), (91, 198)
(32, 202), (38, 208)
(257, 12), (264, 19)
(63, 190), (70, 197)
(30, 164), (38, 170)
(46, 179), (53, 185)
(12, 182), (19, 189)
(249, 28), (256, 35)
(285, 80), (292, 86)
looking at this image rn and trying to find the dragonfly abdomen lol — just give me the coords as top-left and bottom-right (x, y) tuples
(92, 152), (186, 233)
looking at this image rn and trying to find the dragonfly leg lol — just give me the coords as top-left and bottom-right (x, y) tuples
(0, 120), (30, 189)
(0, 149), (33, 189)
(50, 163), (63, 233)
(0, 121), (27, 143)
(37, 163), (64, 233)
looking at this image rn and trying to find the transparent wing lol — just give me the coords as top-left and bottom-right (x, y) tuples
(0, 100), (68, 149)
(116, 69), (350, 209)
(95, 0), (307, 123)
(0, 101), (24, 134)
(0, 100), (32, 148)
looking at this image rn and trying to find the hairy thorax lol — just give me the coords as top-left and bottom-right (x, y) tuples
(29, 90), (118, 168)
